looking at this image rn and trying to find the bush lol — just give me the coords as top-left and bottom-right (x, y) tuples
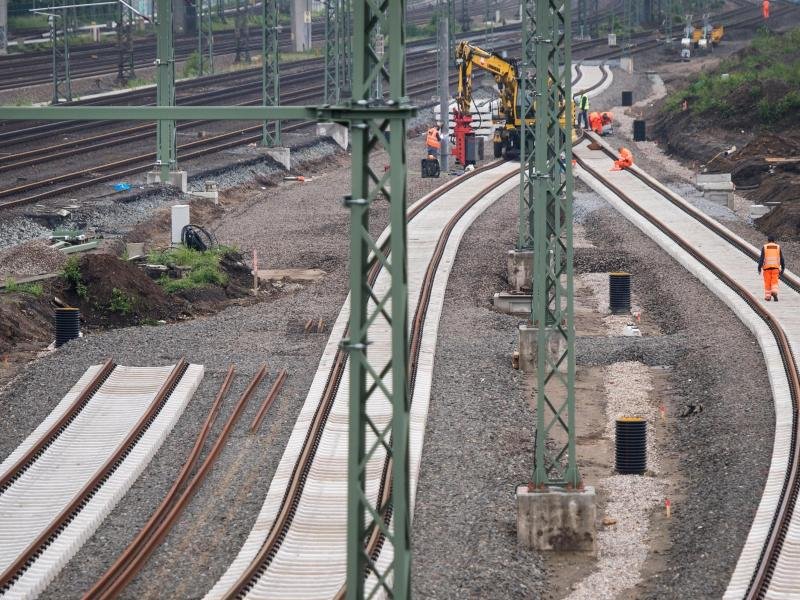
(63, 257), (88, 299)
(108, 288), (134, 314)
(183, 51), (202, 78)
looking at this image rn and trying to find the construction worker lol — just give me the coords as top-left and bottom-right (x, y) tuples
(588, 111), (603, 135)
(578, 92), (589, 129)
(611, 146), (634, 171)
(600, 112), (614, 135)
(762, 0), (770, 19)
(426, 123), (442, 158)
(758, 234), (785, 301)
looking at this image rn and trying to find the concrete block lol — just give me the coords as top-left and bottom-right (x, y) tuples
(316, 122), (349, 150)
(171, 204), (190, 246)
(750, 204), (771, 219)
(493, 292), (532, 315)
(704, 190), (732, 206)
(507, 249), (533, 293)
(516, 485), (597, 553)
(518, 324), (565, 374)
(147, 170), (188, 193)
(262, 146), (291, 170)
(125, 242), (145, 260)
(701, 181), (734, 192)
(696, 172), (731, 186)
(189, 180), (219, 203)
(620, 56), (633, 73)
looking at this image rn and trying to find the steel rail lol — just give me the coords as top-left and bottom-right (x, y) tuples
(343, 66), (609, 589)
(0, 358), (116, 495)
(575, 153), (800, 600)
(0, 54), (449, 173)
(218, 159), (508, 598)
(336, 167), (521, 598)
(82, 364), (236, 600)
(584, 132), (800, 294)
(0, 72), (464, 209)
(85, 363), (267, 600)
(0, 358), (190, 594)
(249, 369), (287, 434)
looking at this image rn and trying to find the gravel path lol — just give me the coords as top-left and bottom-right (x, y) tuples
(410, 185), (547, 599)
(0, 130), (452, 599)
(579, 205), (773, 599)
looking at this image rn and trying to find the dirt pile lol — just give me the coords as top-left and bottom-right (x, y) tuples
(0, 295), (54, 356)
(62, 254), (185, 328)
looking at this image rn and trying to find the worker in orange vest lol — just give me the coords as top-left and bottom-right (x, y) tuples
(611, 147), (634, 171)
(758, 234), (785, 301)
(426, 124), (442, 158)
(588, 111), (603, 134)
(762, 0), (770, 19)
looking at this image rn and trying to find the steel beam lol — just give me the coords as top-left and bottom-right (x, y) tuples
(262, 0), (280, 145)
(234, 0), (251, 62)
(0, 0), (8, 55)
(437, 0), (449, 172)
(324, 0), (339, 103)
(50, 1), (72, 104)
(116, 3), (135, 83)
(578, 0), (587, 37)
(156, 0), (176, 181)
(522, 0), (580, 488)
(343, 0), (412, 596)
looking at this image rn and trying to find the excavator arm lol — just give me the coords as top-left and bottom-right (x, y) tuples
(455, 40), (519, 122)
(453, 40), (520, 165)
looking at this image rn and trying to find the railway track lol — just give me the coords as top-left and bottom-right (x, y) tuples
(0, 360), (204, 599)
(0, 39), (620, 209)
(0, 0), (528, 92)
(573, 132), (800, 600)
(200, 158), (518, 600)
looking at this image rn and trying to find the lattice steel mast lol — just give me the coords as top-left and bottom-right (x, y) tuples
(261, 0), (280, 145)
(522, 0), (579, 488)
(344, 0), (412, 594)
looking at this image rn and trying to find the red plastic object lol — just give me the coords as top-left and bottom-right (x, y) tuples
(451, 110), (473, 166)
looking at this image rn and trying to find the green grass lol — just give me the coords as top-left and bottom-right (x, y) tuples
(3, 278), (44, 297)
(108, 288), (134, 314)
(63, 256), (88, 299)
(148, 246), (230, 294)
(666, 27), (800, 123)
(126, 77), (154, 89)
(8, 14), (50, 30)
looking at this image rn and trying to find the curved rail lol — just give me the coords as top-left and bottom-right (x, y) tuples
(575, 142), (800, 600)
(212, 159), (510, 599)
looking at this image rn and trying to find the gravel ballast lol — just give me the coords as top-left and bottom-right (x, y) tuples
(0, 87), (779, 600)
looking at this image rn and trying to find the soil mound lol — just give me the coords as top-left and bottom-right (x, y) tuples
(756, 204), (800, 240)
(0, 295), (53, 355)
(64, 254), (185, 328)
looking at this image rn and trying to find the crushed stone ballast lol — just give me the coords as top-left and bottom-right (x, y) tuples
(0, 361), (204, 599)
(574, 132), (800, 600)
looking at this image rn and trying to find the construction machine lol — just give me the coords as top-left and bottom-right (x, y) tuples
(453, 40), (571, 164)
(453, 40), (530, 164)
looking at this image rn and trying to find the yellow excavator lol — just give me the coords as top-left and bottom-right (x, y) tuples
(453, 40), (530, 163)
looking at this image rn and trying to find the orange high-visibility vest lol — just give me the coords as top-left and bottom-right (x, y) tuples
(763, 242), (781, 268)
(426, 128), (441, 149)
(619, 147), (633, 164)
